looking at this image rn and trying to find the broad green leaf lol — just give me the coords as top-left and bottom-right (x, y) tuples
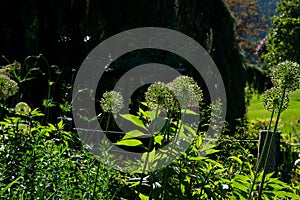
(205, 149), (220, 155)
(146, 109), (160, 121)
(199, 143), (217, 153)
(154, 135), (163, 145)
(232, 181), (248, 193)
(180, 183), (185, 195)
(204, 158), (224, 168)
(120, 114), (147, 130)
(183, 124), (197, 137)
(151, 117), (167, 132)
(149, 148), (155, 163)
(139, 193), (149, 200)
(123, 130), (146, 140)
(272, 191), (300, 199)
(115, 139), (144, 147)
(234, 174), (251, 182)
(141, 149), (156, 163)
(268, 183), (284, 190)
(196, 136), (202, 148)
(233, 190), (247, 200)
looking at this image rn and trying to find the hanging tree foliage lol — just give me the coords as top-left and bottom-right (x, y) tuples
(0, 0), (246, 132)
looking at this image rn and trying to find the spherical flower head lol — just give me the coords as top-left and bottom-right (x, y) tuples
(0, 74), (18, 100)
(15, 102), (31, 116)
(17, 123), (30, 135)
(167, 76), (203, 109)
(271, 61), (300, 92)
(100, 91), (124, 113)
(262, 87), (289, 113)
(145, 82), (177, 110)
(0, 62), (21, 77)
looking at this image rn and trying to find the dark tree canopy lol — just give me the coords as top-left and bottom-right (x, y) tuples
(0, 0), (246, 132)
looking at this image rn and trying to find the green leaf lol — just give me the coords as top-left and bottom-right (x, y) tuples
(149, 148), (155, 163)
(145, 109), (159, 121)
(140, 102), (148, 107)
(232, 181), (248, 193)
(183, 124), (197, 137)
(115, 139), (144, 147)
(229, 156), (243, 165)
(234, 174), (251, 182)
(139, 193), (149, 200)
(205, 149), (220, 155)
(31, 108), (44, 117)
(154, 134), (163, 145)
(180, 183), (186, 195)
(196, 136), (202, 148)
(127, 181), (140, 187)
(120, 114), (147, 130)
(182, 109), (198, 115)
(250, 168), (255, 181)
(189, 156), (205, 161)
(268, 183), (284, 190)
(272, 191), (300, 199)
(57, 119), (64, 130)
(0, 176), (22, 195)
(199, 143), (217, 154)
(123, 130), (146, 140)
(47, 123), (56, 131)
(233, 190), (247, 200)
(264, 172), (275, 182)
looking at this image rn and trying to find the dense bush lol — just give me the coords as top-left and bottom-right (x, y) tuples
(0, 58), (299, 199)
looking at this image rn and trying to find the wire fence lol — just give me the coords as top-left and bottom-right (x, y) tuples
(74, 128), (300, 147)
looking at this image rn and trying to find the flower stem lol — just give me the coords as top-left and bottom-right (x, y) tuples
(247, 106), (275, 199)
(258, 88), (286, 199)
(92, 112), (110, 199)
(139, 105), (160, 199)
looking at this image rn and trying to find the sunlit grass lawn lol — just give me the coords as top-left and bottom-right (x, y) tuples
(247, 89), (300, 137)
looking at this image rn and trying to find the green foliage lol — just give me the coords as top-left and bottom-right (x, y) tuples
(0, 106), (116, 199)
(263, 0), (300, 67)
(247, 60), (300, 199)
(0, 56), (299, 199)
